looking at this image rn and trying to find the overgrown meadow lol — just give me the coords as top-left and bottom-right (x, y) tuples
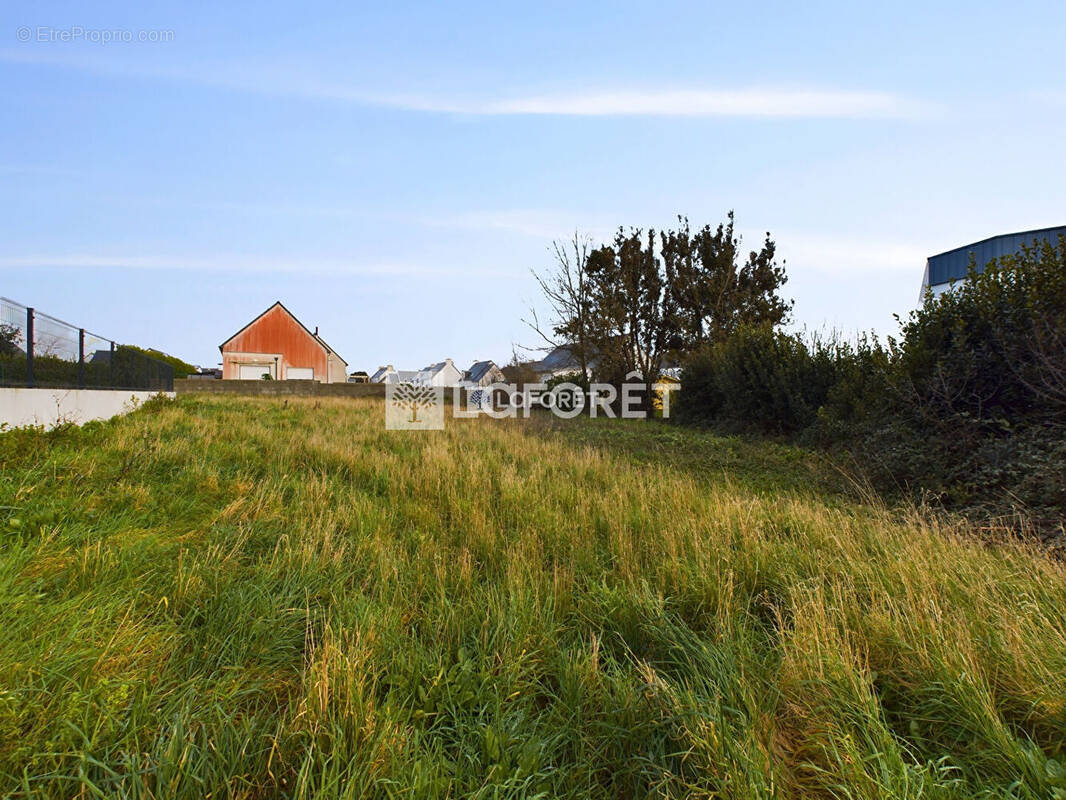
(1, 395), (1064, 799)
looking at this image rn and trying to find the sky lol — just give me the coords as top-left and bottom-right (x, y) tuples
(3, 1), (1065, 371)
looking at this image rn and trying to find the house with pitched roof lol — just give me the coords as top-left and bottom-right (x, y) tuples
(219, 301), (348, 382)
(528, 344), (598, 382)
(461, 360), (506, 387)
(413, 358), (463, 387)
(370, 359), (463, 386)
(369, 365), (419, 384)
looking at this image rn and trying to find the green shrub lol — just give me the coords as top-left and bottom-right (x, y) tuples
(819, 237), (1066, 525)
(678, 326), (845, 434)
(678, 236), (1066, 531)
(896, 236), (1066, 427)
(117, 344), (198, 379)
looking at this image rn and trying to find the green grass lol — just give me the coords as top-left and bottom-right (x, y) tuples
(528, 413), (852, 500)
(1, 394), (1064, 799)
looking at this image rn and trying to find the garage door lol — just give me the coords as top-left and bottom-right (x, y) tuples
(239, 364), (271, 380)
(287, 367), (314, 380)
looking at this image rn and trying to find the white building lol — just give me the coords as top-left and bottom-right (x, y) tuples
(369, 365), (418, 384)
(412, 358), (463, 387)
(370, 359), (463, 387)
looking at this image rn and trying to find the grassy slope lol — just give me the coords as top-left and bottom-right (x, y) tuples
(0, 395), (1064, 799)
(528, 414), (853, 500)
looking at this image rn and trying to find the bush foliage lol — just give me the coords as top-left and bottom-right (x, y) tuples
(0, 346), (176, 389)
(678, 326), (852, 434)
(679, 236), (1066, 531)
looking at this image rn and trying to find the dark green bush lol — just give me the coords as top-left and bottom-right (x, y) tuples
(895, 237), (1066, 427)
(831, 239), (1066, 526)
(677, 325), (844, 434)
(0, 346), (173, 389)
(545, 371), (589, 391)
(678, 236), (1066, 532)
(117, 344), (198, 379)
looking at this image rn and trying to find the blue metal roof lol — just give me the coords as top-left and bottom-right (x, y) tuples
(923, 225), (1066, 290)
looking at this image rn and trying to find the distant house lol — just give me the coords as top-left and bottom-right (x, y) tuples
(921, 225), (1066, 298)
(370, 359), (464, 386)
(413, 358), (463, 387)
(528, 343), (679, 386)
(219, 301), (348, 382)
(347, 370), (369, 383)
(528, 345), (596, 382)
(461, 360), (506, 387)
(370, 365), (420, 384)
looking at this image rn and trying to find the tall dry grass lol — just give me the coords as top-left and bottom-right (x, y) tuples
(0, 395), (1063, 798)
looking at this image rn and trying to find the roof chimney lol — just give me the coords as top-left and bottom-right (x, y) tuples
(313, 326), (319, 336)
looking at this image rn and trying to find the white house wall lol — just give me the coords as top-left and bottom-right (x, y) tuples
(431, 363), (464, 387)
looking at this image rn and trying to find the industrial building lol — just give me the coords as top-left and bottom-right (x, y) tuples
(921, 225), (1066, 297)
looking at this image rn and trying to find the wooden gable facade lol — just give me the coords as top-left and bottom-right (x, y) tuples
(219, 302), (347, 383)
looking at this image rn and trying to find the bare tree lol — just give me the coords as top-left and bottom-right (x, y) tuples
(523, 232), (594, 379)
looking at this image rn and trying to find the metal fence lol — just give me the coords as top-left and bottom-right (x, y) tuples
(0, 297), (174, 391)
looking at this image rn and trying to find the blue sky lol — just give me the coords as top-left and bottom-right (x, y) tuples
(3, 1), (1065, 370)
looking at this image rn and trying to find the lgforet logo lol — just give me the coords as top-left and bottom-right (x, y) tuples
(386, 373), (679, 431)
(386, 382), (445, 430)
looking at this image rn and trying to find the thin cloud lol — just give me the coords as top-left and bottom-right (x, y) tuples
(0, 237), (936, 280)
(381, 88), (928, 119)
(1, 48), (931, 120)
(0, 253), (519, 279)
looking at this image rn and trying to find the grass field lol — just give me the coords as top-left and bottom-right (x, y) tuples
(1, 395), (1065, 799)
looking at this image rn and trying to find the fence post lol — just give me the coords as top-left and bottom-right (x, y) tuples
(26, 307), (34, 388)
(78, 328), (85, 389)
(109, 341), (115, 388)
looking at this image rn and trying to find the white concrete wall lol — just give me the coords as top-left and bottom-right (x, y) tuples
(0, 388), (175, 430)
